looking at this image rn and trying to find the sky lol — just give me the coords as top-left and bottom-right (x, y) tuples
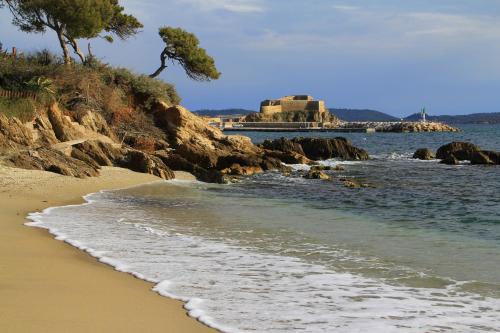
(2, 0), (500, 116)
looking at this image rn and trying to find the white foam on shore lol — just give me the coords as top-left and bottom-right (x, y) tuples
(26, 189), (500, 333)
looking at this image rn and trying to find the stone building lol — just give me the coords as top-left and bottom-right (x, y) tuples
(260, 95), (327, 116)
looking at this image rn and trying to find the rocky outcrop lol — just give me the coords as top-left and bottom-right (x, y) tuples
(0, 113), (34, 150)
(436, 142), (499, 165)
(413, 148), (435, 160)
(118, 149), (175, 180)
(74, 110), (118, 142)
(8, 147), (100, 178)
(260, 137), (369, 164)
(293, 137), (369, 161)
(47, 103), (86, 142)
(152, 103), (289, 180)
(436, 142), (481, 161)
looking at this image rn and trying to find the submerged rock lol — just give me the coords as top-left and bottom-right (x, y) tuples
(413, 148), (435, 160)
(304, 170), (331, 180)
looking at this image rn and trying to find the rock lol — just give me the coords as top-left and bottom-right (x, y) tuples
(440, 155), (460, 165)
(118, 149), (175, 180)
(75, 110), (118, 142)
(32, 115), (59, 146)
(413, 148), (435, 160)
(341, 179), (361, 188)
(333, 165), (346, 171)
(261, 137), (305, 155)
(8, 147), (99, 178)
(310, 165), (334, 171)
(482, 151), (500, 165)
(155, 152), (227, 183)
(264, 150), (311, 165)
(0, 113), (34, 149)
(436, 142), (481, 161)
(304, 170), (331, 180)
(292, 137), (369, 161)
(470, 151), (494, 165)
(47, 103), (84, 142)
(72, 141), (114, 166)
(152, 103), (285, 181)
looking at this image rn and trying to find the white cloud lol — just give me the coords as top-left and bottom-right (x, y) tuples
(331, 5), (360, 12)
(245, 8), (500, 55)
(177, 0), (265, 13)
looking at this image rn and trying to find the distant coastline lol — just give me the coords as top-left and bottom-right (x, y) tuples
(194, 108), (500, 124)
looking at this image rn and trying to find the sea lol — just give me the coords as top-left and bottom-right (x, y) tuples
(28, 124), (500, 333)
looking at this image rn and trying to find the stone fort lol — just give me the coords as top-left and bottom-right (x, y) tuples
(260, 95), (327, 116)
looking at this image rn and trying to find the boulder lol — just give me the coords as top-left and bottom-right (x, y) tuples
(436, 142), (481, 161)
(71, 141), (114, 166)
(482, 151), (500, 164)
(8, 147), (99, 178)
(413, 148), (435, 160)
(155, 151), (227, 183)
(292, 137), (369, 161)
(47, 103), (84, 142)
(261, 137), (305, 155)
(33, 115), (59, 146)
(118, 149), (175, 180)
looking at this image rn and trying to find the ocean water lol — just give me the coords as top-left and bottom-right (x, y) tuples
(28, 124), (500, 332)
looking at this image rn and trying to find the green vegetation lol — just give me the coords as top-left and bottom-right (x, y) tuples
(1, 0), (142, 64)
(0, 97), (36, 122)
(150, 27), (221, 81)
(0, 50), (180, 118)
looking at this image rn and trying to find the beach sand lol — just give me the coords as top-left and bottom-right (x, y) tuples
(0, 166), (215, 333)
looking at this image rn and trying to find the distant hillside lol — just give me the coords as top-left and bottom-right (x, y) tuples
(404, 112), (500, 124)
(330, 109), (399, 122)
(194, 109), (256, 117)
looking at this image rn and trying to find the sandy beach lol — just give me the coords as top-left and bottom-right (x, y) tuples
(0, 166), (215, 333)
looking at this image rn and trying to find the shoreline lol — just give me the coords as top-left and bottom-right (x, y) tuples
(0, 166), (216, 333)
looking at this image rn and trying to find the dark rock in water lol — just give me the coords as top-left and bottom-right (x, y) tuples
(8, 147), (99, 178)
(470, 151), (494, 165)
(304, 170), (330, 180)
(155, 152), (228, 183)
(482, 151), (500, 165)
(261, 137), (305, 155)
(118, 149), (174, 180)
(440, 155), (460, 165)
(413, 148), (435, 160)
(436, 142), (481, 161)
(292, 137), (369, 161)
(311, 165), (334, 171)
(261, 137), (368, 162)
(264, 150), (311, 165)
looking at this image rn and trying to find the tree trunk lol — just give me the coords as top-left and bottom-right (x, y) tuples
(149, 49), (168, 78)
(56, 28), (71, 65)
(67, 37), (86, 63)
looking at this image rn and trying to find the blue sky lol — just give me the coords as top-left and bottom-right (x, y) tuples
(2, 0), (500, 116)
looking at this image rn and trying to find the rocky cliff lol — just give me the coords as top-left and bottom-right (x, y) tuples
(1, 100), (369, 182)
